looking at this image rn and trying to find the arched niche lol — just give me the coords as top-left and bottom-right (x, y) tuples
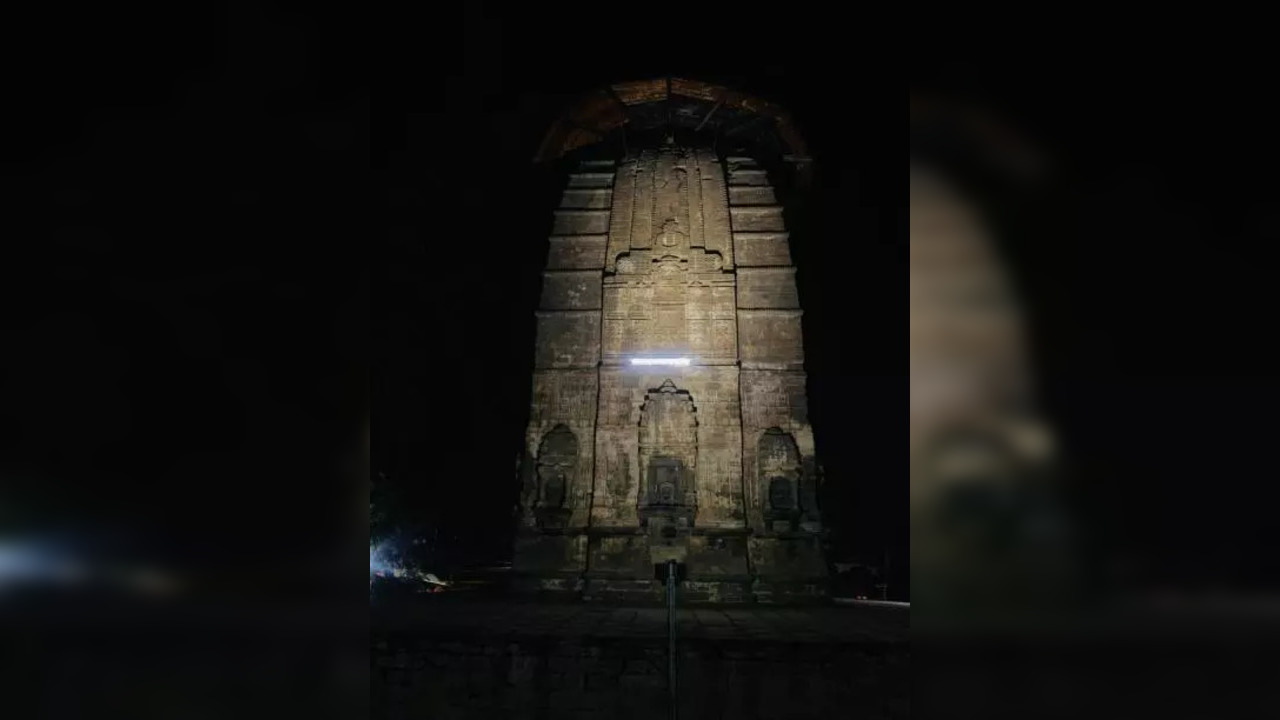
(758, 427), (801, 526)
(637, 379), (698, 526)
(535, 424), (577, 528)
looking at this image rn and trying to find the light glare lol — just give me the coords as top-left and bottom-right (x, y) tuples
(629, 357), (690, 366)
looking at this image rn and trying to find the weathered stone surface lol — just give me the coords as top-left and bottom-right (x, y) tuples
(739, 372), (816, 537)
(728, 185), (776, 205)
(739, 371), (810, 429)
(629, 151), (655, 248)
(600, 268), (737, 364)
(513, 533), (589, 576)
(696, 150), (735, 267)
(748, 536), (827, 580)
(685, 534), (750, 578)
(560, 188), (615, 209)
(726, 168), (769, 186)
(733, 232), (792, 267)
(541, 270), (604, 310)
(518, 148), (825, 601)
(528, 370), (599, 428)
(534, 311), (602, 370)
(737, 310), (804, 369)
(526, 370), (599, 530)
(554, 209), (612, 235)
(547, 235), (608, 270)
(586, 534), (652, 577)
(567, 172), (616, 188)
(729, 205), (786, 232)
(604, 163), (634, 270)
(735, 267), (799, 309)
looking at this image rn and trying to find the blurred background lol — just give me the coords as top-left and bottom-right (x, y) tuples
(912, 58), (1280, 604)
(911, 48), (1280, 717)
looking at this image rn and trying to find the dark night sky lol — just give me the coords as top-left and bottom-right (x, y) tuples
(3, 6), (366, 570)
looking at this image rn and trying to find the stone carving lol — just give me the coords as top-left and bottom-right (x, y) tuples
(769, 477), (794, 510)
(650, 456), (683, 505)
(657, 218), (686, 249)
(517, 146), (827, 602)
(637, 380), (698, 527)
(654, 255), (686, 279)
(758, 428), (802, 527)
(535, 424), (577, 529)
(655, 162), (689, 255)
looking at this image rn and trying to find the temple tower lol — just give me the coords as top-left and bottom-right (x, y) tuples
(514, 82), (826, 603)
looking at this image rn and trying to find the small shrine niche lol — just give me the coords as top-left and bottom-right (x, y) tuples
(535, 424), (577, 529)
(637, 380), (698, 527)
(769, 477), (794, 510)
(758, 428), (802, 529)
(647, 456), (687, 507)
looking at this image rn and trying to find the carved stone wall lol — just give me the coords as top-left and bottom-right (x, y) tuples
(534, 425), (578, 529)
(637, 380), (698, 510)
(515, 149), (827, 602)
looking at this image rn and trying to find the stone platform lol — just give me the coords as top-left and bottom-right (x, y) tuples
(373, 596), (907, 644)
(372, 597), (909, 719)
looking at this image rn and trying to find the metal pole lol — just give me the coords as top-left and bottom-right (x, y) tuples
(883, 549), (890, 600)
(667, 559), (678, 720)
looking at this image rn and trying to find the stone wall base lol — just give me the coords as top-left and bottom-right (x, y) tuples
(750, 578), (831, 604)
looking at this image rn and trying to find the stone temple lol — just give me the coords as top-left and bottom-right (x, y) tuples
(513, 79), (827, 603)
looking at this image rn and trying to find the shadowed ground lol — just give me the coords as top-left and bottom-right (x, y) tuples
(374, 596), (907, 643)
(372, 597), (909, 719)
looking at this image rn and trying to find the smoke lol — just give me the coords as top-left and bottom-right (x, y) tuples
(369, 540), (398, 584)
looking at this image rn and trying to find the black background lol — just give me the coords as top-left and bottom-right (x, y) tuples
(2, 5), (367, 576)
